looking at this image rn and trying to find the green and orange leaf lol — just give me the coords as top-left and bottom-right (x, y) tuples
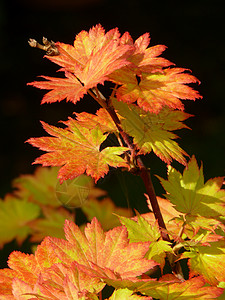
(112, 68), (201, 114)
(27, 119), (129, 183)
(119, 214), (172, 270)
(139, 276), (223, 299)
(181, 241), (225, 286)
(113, 99), (190, 165)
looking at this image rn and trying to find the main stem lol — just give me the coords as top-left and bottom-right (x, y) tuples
(107, 106), (170, 242)
(88, 89), (170, 242)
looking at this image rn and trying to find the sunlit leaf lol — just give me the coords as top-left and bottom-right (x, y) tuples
(113, 99), (190, 164)
(28, 24), (132, 105)
(159, 156), (225, 217)
(27, 120), (129, 183)
(181, 240), (225, 285)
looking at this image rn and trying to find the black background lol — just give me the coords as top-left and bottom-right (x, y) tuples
(0, 0), (225, 200)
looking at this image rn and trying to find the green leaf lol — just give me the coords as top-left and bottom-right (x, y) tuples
(119, 214), (172, 270)
(112, 98), (190, 165)
(0, 196), (40, 247)
(159, 156), (225, 217)
(119, 214), (161, 243)
(108, 288), (152, 299)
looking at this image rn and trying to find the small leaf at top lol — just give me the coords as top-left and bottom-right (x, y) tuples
(28, 24), (132, 105)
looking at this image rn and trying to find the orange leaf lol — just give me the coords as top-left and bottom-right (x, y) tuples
(114, 68), (201, 114)
(27, 120), (128, 183)
(28, 24), (132, 105)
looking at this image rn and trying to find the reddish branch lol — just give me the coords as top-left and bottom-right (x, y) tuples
(89, 88), (170, 242)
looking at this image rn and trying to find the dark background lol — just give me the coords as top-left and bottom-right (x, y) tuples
(0, 0), (224, 201)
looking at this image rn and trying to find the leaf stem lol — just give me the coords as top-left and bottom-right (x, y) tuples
(89, 87), (170, 242)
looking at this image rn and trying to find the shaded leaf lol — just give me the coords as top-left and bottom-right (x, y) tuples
(0, 196), (40, 247)
(82, 197), (133, 231)
(29, 206), (74, 242)
(55, 174), (93, 208)
(13, 166), (60, 207)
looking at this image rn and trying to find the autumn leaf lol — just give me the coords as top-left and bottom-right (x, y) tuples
(28, 24), (132, 105)
(7, 251), (40, 286)
(120, 30), (173, 70)
(27, 119), (129, 183)
(81, 197), (133, 231)
(116, 68), (201, 114)
(159, 156), (225, 217)
(0, 196), (40, 247)
(109, 31), (201, 114)
(0, 269), (18, 299)
(75, 108), (118, 133)
(48, 218), (157, 280)
(28, 71), (87, 105)
(181, 240), (225, 285)
(113, 99), (190, 165)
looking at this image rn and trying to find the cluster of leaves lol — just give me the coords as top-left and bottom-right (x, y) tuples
(0, 158), (225, 299)
(27, 24), (201, 182)
(0, 166), (132, 248)
(0, 24), (224, 299)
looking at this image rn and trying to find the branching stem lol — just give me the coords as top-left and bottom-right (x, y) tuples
(88, 87), (170, 242)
